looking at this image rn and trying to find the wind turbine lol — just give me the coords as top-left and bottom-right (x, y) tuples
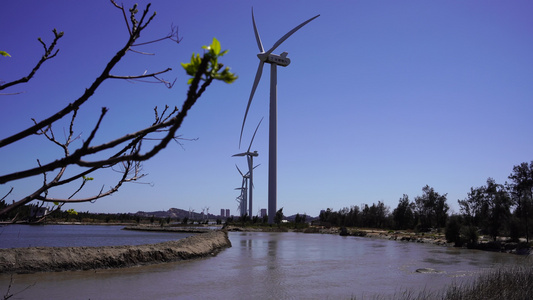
(233, 118), (263, 218)
(239, 8), (320, 224)
(235, 165), (248, 217)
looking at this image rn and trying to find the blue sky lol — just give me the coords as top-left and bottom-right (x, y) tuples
(1, 0), (532, 217)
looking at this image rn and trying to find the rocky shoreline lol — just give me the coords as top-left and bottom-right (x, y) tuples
(327, 227), (531, 255)
(0, 230), (231, 274)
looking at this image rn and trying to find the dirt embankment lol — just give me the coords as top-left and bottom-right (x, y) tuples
(0, 230), (231, 274)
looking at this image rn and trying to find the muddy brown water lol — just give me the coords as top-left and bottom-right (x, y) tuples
(0, 229), (528, 299)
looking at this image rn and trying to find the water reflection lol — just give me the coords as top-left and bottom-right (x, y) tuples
(0, 231), (528, 299)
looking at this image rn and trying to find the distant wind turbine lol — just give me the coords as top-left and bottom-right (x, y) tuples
(235, 165), (248, 217)
(239, 8), (320, 224)
(233, 118), (263, 218)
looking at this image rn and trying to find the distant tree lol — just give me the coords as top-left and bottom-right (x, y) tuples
(445, 215), (463, 246)
(374, 201), (390, 228)
(414, 185), (449, 229)
(462, 225), (479, 247)
(360, 202), (389, 228)
(342, 205), (360, 227)
(458, 186), (485, 226)
(507, 161), (533, 242)
(360, 204), (372, 227)
(0, 2), (236, 222)
(301, 213), (307, 224)
(484, 178), (512, 240)
(274, 208), (284, 225)
(295, 213), (302, 224)
(392, 194), (415, 230)
(319, 208), (333, 223)
(459, 178), (512, 241)
(238, 213), (249, 225)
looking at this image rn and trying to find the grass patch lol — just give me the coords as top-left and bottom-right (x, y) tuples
(350, 264), (533, 300)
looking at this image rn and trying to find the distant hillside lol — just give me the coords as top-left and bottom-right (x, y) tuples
(134, 208), (218, 220)
(285, 214), (319, 222)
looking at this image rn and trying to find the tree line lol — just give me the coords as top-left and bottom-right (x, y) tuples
(318, 161), (533, 244)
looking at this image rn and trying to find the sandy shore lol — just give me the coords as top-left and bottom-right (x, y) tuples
(0, 230), (231, 274)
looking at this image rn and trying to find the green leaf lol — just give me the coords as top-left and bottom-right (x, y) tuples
(67, 208), (78, 215)
(182, 38), (237, 85)
(211, 38), (221, 56)
(0, 51), (10, 57)
(53, 202), (59, 206)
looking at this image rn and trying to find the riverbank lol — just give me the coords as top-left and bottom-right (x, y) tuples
(225, 225), (531, 255)
(339, 227), (531, 255)
(0, 230), (231, 274)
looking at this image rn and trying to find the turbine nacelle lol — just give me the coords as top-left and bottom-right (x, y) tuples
(258, 52), (290, 67)
(232, 150), (259, 157)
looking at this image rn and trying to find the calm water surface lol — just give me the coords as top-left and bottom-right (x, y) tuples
(0, 225), (193, 248)
(0, 229), (529, 299)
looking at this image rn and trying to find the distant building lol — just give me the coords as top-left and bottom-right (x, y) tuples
(220, 209), (225, 217)
(260, 209), (267, 218)
(225, 209), (230, 218)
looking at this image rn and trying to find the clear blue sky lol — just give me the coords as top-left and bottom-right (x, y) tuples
(1, 1), (532, 217)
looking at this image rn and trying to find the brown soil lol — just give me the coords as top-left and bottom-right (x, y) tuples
(0, 230), (231, 274)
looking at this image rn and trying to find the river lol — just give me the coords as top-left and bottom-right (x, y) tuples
(0, 226), (528, 299)
(0, 224), (193, 248)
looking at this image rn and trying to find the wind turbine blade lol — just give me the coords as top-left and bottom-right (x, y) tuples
(251, 8), (264, 53)
(247, 117), (264, 152)
(265, 14), (320, 55)
(253, 164), (261, 169)
(239, 61), (264, 147)
(232, 152), (247, 157)
(235, 164), (244, 177)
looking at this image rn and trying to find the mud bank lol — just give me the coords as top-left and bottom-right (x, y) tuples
(123, 225), (212, 233)
(0, 230), (231, 274)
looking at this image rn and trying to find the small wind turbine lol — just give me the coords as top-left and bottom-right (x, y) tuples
(239, 8), (320, 224)
(233, 118), (263, 218)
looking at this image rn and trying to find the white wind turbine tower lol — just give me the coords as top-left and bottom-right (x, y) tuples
(239, 8), (320, 224)
(233, 118), (263, 218)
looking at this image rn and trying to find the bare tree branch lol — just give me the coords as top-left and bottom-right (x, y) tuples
(0, 29), (64, 91)
(110, 0), (131, 35)
(0, 5), (154, 148)
(1, 187), (13, 202)
(0, 2), (236, 219)
(108, 68), (172, 79)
